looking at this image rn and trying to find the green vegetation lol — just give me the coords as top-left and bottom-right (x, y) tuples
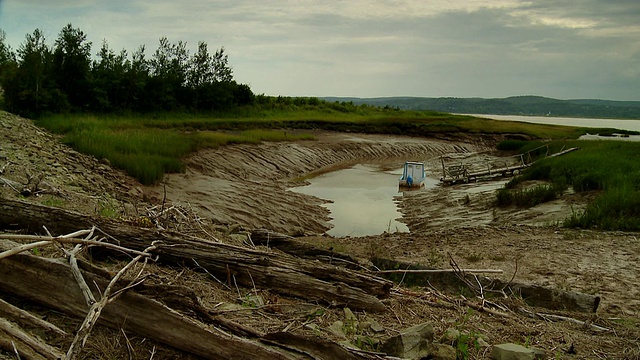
(496, 183), (567, 207)
(38, 112), (316, 184)
(496, 140), (640, 231)
(36, 105), (592, 184)
(0, 24), (250, 118)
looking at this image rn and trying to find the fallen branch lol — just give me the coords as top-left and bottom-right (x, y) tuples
(520, 308), (610, 332)
(66, 242), (158, 360)
(0, 317), (65, 360)
(0, 176), (20, 193)
(375, 269), (503, 274)
(261, 332), (367, 360)
(373, 257), (601, 313)
(0, 239), (296, 359)
(0, 231), (152, 259)
(65, 244), (97, 308)
(0, 298), (68, 338)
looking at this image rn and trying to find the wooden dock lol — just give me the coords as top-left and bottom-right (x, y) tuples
(440, 146), (578, 185)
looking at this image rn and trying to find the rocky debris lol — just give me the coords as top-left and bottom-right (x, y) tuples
(492, 343), (545, 360)
(380, 322), (434, 359)
(328, 320), (347, 339)
(440, 327), (460, 345)
(429, 343), (457, 360)
(0, 111), (144, 216)
(344, 307), (358, 323)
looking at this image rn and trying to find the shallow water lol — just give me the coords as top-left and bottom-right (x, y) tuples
(290, 163), (439, 237)
(465, 114), (640, 132)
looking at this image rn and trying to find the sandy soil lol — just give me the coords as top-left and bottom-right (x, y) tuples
(2, 111), (640, 358)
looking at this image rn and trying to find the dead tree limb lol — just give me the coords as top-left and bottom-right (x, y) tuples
(0, 298), (68, 338)
(66, 242), (158, 360)
(0, 198), (392, 312)
(251, 229), (363, 269)
(262, 332), (367, 360)
(519, 308), (610, 332)
(0, 232), (151, 258)
(373, 257), (600, 313)
(375, 269), (504, 274)
(0, 239), (298, 359)
(0, 317), (65, 360)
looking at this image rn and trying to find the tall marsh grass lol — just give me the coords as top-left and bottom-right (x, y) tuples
(36, 107), (589, 185)
(496, 140), (640, 231)
(39, 113), (317, 184)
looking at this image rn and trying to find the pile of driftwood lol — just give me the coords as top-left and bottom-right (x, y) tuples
(0, 198), (395, 359)
(0, 197), (606, 359)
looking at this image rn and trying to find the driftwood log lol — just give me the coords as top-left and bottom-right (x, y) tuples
(0, 317), (65, 360)
(251, 229), (363, 269)
(0, 298), (68, 338)
(373, 258), (601, 313)
(0, 197), (391, 312)
(0, 239), (300, 359)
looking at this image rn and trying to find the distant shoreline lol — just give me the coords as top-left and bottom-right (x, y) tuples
(322, 95), (640, 120)
(463, 113), (640, 132)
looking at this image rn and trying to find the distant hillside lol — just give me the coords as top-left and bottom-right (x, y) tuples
(321, 96), (640, 119)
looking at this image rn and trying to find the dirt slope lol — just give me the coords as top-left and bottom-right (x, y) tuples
(0, 112), (142, 215)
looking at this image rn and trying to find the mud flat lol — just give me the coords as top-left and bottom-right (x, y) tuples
(149, 132), (486, 234)
(150, 130), (640, 319)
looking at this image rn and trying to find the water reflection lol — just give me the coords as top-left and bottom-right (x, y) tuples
(291, 164), (436, 237)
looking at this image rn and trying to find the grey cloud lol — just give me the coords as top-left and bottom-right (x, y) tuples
(1, 0), (638, 100)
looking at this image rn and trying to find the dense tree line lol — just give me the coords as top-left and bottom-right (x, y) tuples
(0, 25), (253, 117)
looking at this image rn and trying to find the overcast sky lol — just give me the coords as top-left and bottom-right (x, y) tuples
(1, 0), (638, 101)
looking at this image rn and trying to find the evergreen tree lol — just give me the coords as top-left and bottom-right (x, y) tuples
(0, 29), (17, 108)
(125, 45), (150, 111)
(52, 24), (93, 110)
(0, 25), (250, 115)
(211, 47), (233, 82)
(92, 40), (130, 111)
(148, 37), (189, 110)
(5, 29), (64, 116)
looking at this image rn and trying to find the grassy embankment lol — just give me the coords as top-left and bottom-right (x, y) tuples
(37, 100), (640, 231)
(38, 102), (593, 185)
(496, 139), (640, 231)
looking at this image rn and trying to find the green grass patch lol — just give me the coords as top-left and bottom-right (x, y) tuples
(36, 104), (590, 184)
(565, 185), (640, 231)
(39, 113), (318, 184)
(496, 182), (567, 207)
(497, 140), (640, 231)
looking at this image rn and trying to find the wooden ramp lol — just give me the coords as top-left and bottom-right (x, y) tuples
(440, 146), (578, 185)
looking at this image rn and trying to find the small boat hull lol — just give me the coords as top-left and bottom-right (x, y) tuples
(399, 161), (426, 190)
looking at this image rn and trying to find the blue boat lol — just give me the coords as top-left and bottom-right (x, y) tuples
(399, 161), (426, 189)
